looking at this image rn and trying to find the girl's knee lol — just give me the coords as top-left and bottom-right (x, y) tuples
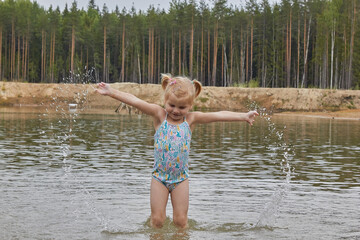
(173, 214), (188, 229)
(151, 214), (166, 228)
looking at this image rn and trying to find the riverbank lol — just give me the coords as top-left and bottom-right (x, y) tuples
(1, 81), (359, 119)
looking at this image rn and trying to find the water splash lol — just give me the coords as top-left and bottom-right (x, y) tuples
(38, 68), (124, 231)
(247, 102), (295, 227)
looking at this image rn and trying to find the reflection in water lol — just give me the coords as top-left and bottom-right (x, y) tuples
(0, 108), (359, 239)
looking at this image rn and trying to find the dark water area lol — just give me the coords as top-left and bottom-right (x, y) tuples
(0, 107), (359, 239)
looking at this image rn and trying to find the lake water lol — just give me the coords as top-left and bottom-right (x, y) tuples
(0, 107), (359, 240)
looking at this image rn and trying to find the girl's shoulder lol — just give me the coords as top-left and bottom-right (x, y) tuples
(185, 111), (199, 125)
(159, 108), (167, 120)
(185, 112), (201, 132)
(153, 108), (167, 130)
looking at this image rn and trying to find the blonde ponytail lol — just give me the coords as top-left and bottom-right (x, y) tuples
(192, 79), (202, 98)
(161, 73), (172, 90)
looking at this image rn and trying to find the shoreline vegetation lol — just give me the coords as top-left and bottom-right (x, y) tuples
(0, 82), (359, 120)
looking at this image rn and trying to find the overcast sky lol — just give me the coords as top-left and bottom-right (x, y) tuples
(32, 0), (279, 12)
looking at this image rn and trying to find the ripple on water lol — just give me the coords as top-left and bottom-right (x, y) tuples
(1, 109), (360, 239)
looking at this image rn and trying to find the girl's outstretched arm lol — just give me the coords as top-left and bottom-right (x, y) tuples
(95, 82), (162, 119)
(189, 110), (259, 126)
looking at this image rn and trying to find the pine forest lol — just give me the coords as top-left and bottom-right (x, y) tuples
(0, 0), (359, 89)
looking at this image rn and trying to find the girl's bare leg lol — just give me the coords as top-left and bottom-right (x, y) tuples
(150, 178), (169, 228)
(171, 179), (189, 229)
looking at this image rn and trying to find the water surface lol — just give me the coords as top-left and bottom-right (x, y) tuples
(0, 107), (359, 239)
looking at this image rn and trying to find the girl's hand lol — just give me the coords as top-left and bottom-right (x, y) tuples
(95, 82), (112, 96)
(246, 111), (259, 126)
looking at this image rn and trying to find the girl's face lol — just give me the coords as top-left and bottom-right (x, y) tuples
(164, 93), (192, 123)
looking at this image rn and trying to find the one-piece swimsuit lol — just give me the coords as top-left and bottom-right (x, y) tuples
(153, 113), (191, 192)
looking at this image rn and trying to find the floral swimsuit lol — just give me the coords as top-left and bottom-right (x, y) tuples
(153, 113), (191, 192)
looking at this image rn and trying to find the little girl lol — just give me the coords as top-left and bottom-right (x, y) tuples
(95, 74), (258, 229)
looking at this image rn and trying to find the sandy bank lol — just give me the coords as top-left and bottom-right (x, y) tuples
(1, 82), (359, 119)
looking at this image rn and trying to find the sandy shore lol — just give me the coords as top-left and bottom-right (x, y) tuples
(1, 82), (359, 119)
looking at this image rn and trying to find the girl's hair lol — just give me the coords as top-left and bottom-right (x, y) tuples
(161, 73), (202, 104)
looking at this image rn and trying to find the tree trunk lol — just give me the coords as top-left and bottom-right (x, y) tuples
(154, 32), (157, 82)
(5, 36), (8, 81)
(342, 24), (347, 89)
(261, 20), (265, 87)
(114, 32), (119, 79)
(11, 19), (15, 81)
(22, 36), (25, 80)
(4, 36), (7, 80)
(200, 23), (204, 84)
(189, 18), (194, 78)
(221, 43), (224, 86)
(272, 19), (275, 87)
(71, 26), (75, 80)
(0, 26), (2, 81)
(17, 36), (20, 80)
(52, 31), (55, 82)
(148, 28), (151, 83)
(286, 22), (288, 87)
(330, 19), (335, 89)
(121, 22), (125, 82)
(44, 33), (47, 82)
(142, 37), (145, 83)
(49, 33), (53, 82)
(107, 49), (110, 82)
(171, 30), (175, 75)
(335, 56), (338, 88)
(211, 22), (218, 86)
(250, 17), (253, 81)
(196, 39), (199, 80)
(178, 31), (181, 75)
(223, 44), (228, 87)
(301, 15), (311, 88)
(167, 37), (170, 73)
(158, 34), (161, 83)
(287, 10), (292, 88)
(41, 30), (45, 82)
(182, 32), (186, 75)
(155, 34), (158, 79)
(241, 28), (245, 84)
(151, 28), (155, 83)
(297, 18), (300, 88)
(207, 31), (210, 85)
(246, 26), (249, 82)
(348, 0), (356, 89)
(24, 31), (29, 81)
(321, 36), (328, 88)
(164, 34), (167, 73)
(230, 29), (233, 86)
(138, 53), (141, 84)
(103, 25), (107, 82)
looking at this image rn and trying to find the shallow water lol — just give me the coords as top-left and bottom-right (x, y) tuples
(0, 107), (359, 240)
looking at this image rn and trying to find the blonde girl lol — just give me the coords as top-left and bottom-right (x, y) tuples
(95, 74), (258, 229)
